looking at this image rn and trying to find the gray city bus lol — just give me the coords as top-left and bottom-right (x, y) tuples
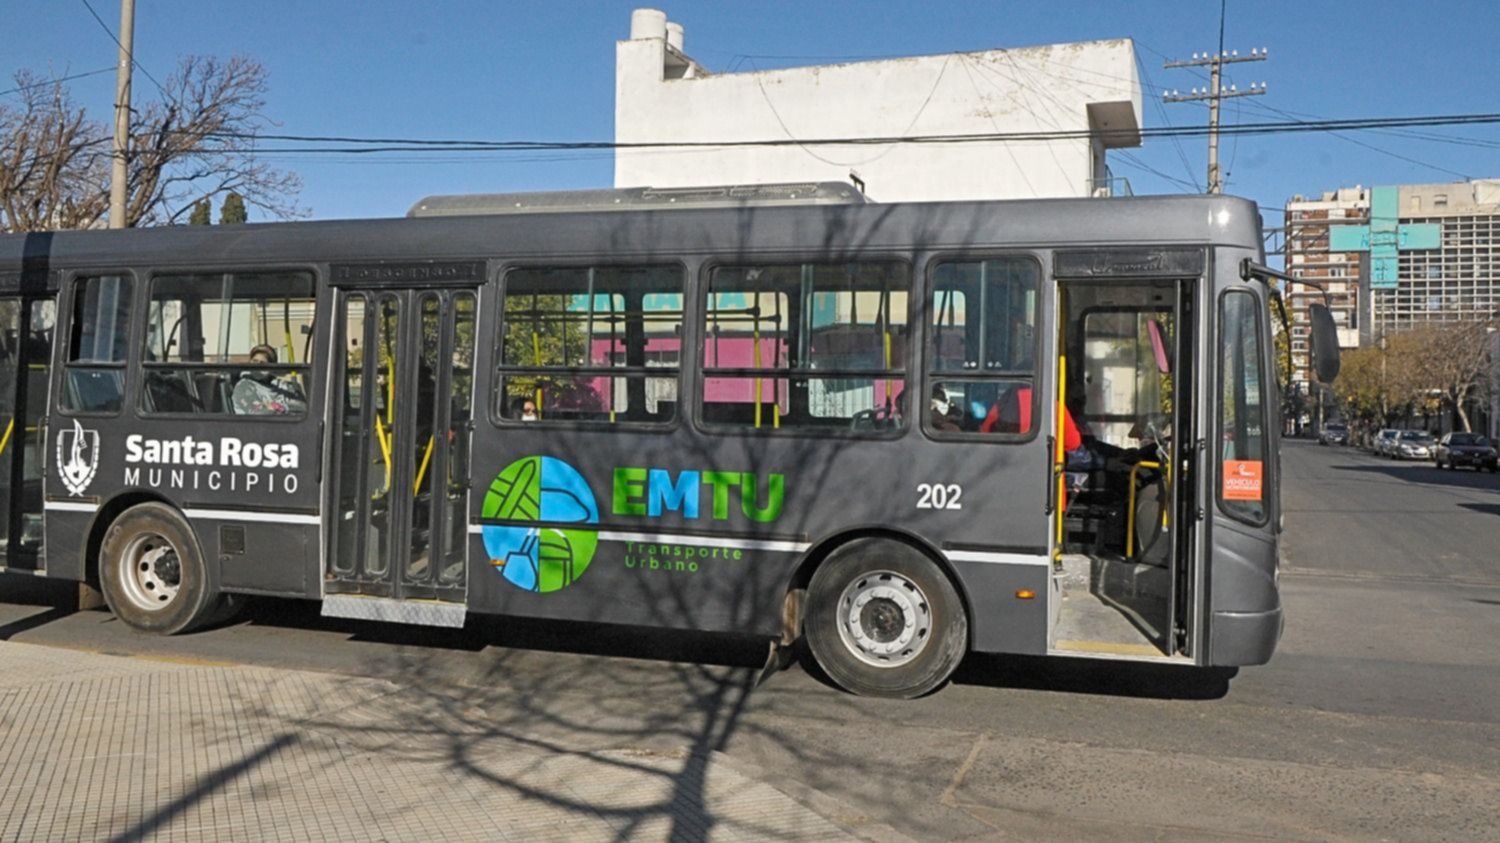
(0, 191), (1335, 698)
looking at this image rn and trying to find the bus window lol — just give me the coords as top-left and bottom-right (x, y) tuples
(142, 272), (316, 417)
(498, 265), (682, 424)
(1219, 290), (1268, 525)
(63, 275), (133, 414)
(701, 261), (909, 432)
(1077, 310), (1174, 447)
(926, 257), (1038, 436)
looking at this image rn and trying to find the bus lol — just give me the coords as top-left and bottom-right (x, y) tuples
(0, 187), (1337, 698)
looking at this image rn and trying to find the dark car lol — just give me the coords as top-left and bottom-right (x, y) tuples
(1435, 432), (1499, 472)
(1319, 423), (1348, 446)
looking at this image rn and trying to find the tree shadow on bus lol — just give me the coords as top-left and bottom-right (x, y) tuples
(952, 653), (1237, 700)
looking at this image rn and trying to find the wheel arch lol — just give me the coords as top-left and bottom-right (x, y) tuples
(83, 490), (193, 586)
(779, 525), (974, 649)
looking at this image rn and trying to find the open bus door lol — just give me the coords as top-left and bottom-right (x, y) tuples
(322, 287), (477, 626)
(0, 296), (55, 572)
(1051, 249), (1202, 659)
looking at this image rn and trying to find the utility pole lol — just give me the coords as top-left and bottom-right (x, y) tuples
(109, 0), (137, 229)
(1163, 48), (1266, 194)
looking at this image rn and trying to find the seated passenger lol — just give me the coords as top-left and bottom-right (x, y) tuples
(232, 344), (306, 415)
(512, 396), (538, 422)
(929, 385), (960, 432)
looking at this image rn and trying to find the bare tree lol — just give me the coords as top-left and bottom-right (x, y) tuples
(0, 56), (303, 232)
(0, 70), (108, 231)
(1407, 317), (1498, 432)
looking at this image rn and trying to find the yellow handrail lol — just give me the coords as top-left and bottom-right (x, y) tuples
(1054, 357), (1067, 559)
(0, 418), (13, 459)
(373, 414), (393, 495)
(1125, 460), (1163, 556)
(413, 435), (435, 495)
(1054, 287), (1069, 561)
(531, 330), (543, 419)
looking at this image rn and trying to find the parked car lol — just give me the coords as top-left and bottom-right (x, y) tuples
(1319, 422), (1349, 446)
(1435, 432), (1499, 472)
(1393, 430), (1435, 460)
(1373, 428), (1400, 456)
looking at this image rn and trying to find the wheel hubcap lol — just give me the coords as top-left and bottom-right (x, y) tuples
(118, 533), (183, 612)
(835, 570), (932, 668)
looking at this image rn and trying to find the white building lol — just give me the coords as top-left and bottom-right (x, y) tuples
(614, 9), (1142, 202)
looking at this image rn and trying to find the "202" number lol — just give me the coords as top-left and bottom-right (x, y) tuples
(916, 483), (963, 510)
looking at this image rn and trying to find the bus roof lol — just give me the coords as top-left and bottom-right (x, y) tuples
(1, 194), (1262, 277)
(407, 182), (868, 217)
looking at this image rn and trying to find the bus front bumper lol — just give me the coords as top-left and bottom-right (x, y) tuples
(1208, 606), (1283, 666)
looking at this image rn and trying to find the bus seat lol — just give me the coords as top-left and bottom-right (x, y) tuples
(194, 371), (231, 414)
(144, 370), (201, 414)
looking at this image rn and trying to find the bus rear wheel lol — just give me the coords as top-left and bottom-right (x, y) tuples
(804, 539), (968, 699)
(100, 503), (224, 635)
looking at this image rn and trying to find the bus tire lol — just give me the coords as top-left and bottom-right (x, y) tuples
(804, 539), (968, 699)
(99, 503), (221, 635)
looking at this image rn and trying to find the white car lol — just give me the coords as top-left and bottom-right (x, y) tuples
(1373, 428), (1400, 456)
(1393, 430), (1435, 460)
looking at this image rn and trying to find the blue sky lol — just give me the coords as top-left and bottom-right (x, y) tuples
(6, 1), (1499, 222)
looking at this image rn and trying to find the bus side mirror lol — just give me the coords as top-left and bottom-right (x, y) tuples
(1309, 303), (1340, 384)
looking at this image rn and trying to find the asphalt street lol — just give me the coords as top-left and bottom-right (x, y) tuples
(3, 439), (1498, 841)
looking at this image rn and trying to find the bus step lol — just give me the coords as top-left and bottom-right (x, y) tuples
(321, 595), (466, 628)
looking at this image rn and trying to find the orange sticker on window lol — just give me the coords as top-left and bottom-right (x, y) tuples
(1223, 460), (1263, 500)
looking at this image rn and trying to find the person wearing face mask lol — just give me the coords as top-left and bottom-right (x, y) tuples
(512, 396), (539, 422)
(232, 344), (306, 415)
(929, 385), (960, 432)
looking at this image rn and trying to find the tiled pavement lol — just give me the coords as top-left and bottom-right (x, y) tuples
(0, 641), (907, 842)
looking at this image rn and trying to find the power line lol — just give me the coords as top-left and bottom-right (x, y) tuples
(1162, 40), (1268, 194)
(176, 112), (1500, 155)
(0, 67), (115, 98)
(78, 0), (167, 97)
(1233, 97), (1479, 179)
(1137, 56), (1201, 192)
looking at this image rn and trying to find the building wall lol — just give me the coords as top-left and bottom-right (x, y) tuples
(1285, 187), (1367, 388)
(1284, 178), (1494, 432)
(1285, 179), (1500, 389)
(1380, 182), (1500, 332)
(614, 9), (1141, 202)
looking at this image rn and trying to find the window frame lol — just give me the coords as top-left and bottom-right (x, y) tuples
(59, 271), (137, 419)
(921, 253), (1043, 444)
(692, 254), (914, 440)
(491, 260), (688, 431)
(1215, 287), (1272, 527)
(137, 268), (319, 422)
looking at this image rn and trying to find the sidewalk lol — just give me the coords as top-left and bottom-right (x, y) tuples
(0, 639), (905, 842)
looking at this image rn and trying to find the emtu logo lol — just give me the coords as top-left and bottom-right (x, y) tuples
(611, 468), (784, 522)
(57, 420), (99, 496)
(481, 456), (599, 593)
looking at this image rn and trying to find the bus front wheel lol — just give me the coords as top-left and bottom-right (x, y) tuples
(99, 503), (226, 635)
(804, 539), (968, 699)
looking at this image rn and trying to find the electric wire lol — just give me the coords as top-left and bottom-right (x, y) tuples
(78, 0), (168, 97)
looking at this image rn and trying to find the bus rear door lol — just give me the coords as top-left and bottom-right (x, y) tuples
(0, 295), (55, 572)
(322, 286), (477, 626)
